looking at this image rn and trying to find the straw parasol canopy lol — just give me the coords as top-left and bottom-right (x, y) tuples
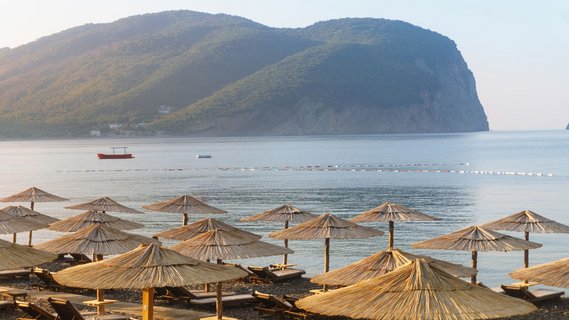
(154, 217), (260, 241)
(0, 187), (68, 210)
(484, 210), (569, 268)
(296, 259), (536, 320)
(0, 238), (57, 271)
(35, 224), (156, 258)
(311, 248), (476, 286)
(54, 242), (247, 320)
(65, 196), (143, 214)
(48, 210), (144, 232)
(241, 204), (317, 264)
(0, 209), (47, 244)
(270, 213), (383, 290)
(172, 228), (292, 319)
(351, 201), (439, 250)
(412, 225), (542, 284)
(143, 195), (225, 226)
(2, 205), (59, 225)
(510, 257), (569, 288)
(171, 228), (293, 261)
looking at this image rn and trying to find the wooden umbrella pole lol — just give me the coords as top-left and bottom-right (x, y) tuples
(204, 259), (211, 293)
(524, 231), (530, 284)
(142, 288), (154, 320)
(323, 238), (330, 292)
(471, 251), (478, 285)
(94, 254), (105, 315)
(216, 259), (223, 320)
(12, 233), (16, 244)
(283, 220), (289, 265)
(28, 230), (33, 247)
(182, 213), (188, 226)
(388, 221), (394, 250)
(30, 201), (34, 211)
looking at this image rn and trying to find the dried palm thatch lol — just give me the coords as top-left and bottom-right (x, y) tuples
(2, 205), (59, 225)
(484, 210), (569, 234)
(0, 238), (57, 271)
(510, 257), (569, 288)
(48, 210), (144, 232)
(311, 248), (475, 286)
(412, 226), (542, 252)
(270, 213), (384, 240)
(2, 205), (60, 246)
(484, 210), (569, 269)
(0, 187), (68, 205)
(351, 201), (439, 250)
(412, 225), (542, 284)
(154, 217), (260, 241)
(241, 204), (317, 222)
(271, 213), (383, 290)
(241, 204), (315, 265)
(54, 242), (248, 320)
(171, 228), (293, 261)
(143, 195), (225, 226)
(0, 209), (46, 235)
(35, 224), (155, 257)
(296, 259), (536, 320)
(65, 196), (143, 214)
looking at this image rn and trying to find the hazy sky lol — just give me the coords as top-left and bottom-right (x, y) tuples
(1, 0), (568, 130)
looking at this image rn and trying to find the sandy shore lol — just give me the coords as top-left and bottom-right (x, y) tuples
(1, 261), (568, 320)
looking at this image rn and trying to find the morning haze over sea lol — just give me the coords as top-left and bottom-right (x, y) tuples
(1, 131), (568, 285)
(1, 2), (569, 319)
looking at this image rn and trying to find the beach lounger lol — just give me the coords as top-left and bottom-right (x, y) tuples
(223, 263), (256, 278)
(248, 266), (305, 283)
(47, 297), (131, 320)
(0, 269), (31, 279)
(0, 288), (28, 301)
(0, 300), (15, 312)
(157, 286), (236, 303)
(251, 291), (313, 319)
(15, 301), (57, 320)
(188, 293), (255, 308)
(32, 268), (65, 291)
(283, 295), (314, 320)
(501, 284), (564, 303)
(70, 253), (92, 264)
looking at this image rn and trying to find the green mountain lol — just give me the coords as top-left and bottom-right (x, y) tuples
(0, 11), (488, 137)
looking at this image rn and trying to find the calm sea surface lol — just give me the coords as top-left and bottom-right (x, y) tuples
(1, 131), (568, 286)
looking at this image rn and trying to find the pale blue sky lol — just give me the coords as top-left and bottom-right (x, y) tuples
(1, 0), (568, 130)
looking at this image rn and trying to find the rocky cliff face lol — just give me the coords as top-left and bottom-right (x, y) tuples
(0, 11), (489, 137)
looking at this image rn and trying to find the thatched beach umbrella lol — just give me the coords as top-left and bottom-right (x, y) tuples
(35, 224), (156, 315)
(510, 257), (569, 288)
(311, 248), (476, 286)
(35, 224), (156, 259)
(0, 187), (68, 210)
(144, 195), (225, 226)
(270, 213), (383, 290)
(48, 210), (144, 232)
(0, 187), (66, 246)
(0, 209), (46, 244)
(54, 242), (247, 320)
(484, 210), (569, 268)
(412, 226), (542, 284)
(0, 238), (57, 271)
(2, 205), (59, 246)
(65, 196), (143, 214)
(351, 201), (439, 250)
(296, 259), (536, 320)
(172, 228), (292, 319)
(154, 217), (260, 241)
(241, 204), (317, 264)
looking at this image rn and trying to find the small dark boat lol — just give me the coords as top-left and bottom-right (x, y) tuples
(97, 147), (134, 159)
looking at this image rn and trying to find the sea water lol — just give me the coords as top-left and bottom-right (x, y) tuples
(0, 130), (568, 286)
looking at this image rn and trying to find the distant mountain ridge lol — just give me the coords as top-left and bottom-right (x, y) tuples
(0, 10), (489, 137)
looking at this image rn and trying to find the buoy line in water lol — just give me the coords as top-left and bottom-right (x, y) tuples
(57, 163), (555, 177)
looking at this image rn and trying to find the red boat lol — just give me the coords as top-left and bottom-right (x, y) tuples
(97, 147), (134, 159)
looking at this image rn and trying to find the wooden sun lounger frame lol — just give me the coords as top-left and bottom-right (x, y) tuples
(248, 266), (305, 284)
(0, 269), (31, 279)
(157, 286), (236, 304)
(252, 291), (313, 319)
(15, 300), (57, 320)
(501, 284), (564, 303)
(47, 297), (132, 320)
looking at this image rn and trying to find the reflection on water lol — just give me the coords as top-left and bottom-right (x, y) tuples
(0, 130), (568, 286)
